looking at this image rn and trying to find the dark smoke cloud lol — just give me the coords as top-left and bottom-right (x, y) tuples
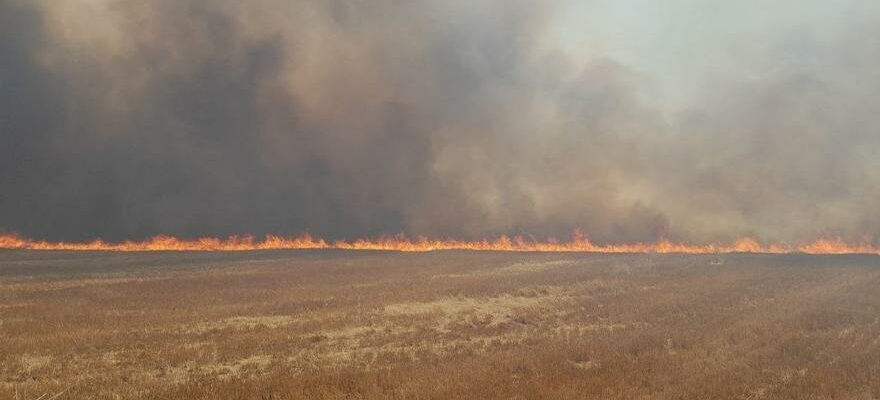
(1, 0), (879, 244)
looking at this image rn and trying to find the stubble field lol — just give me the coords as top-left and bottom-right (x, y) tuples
(1, 250), (879, 399)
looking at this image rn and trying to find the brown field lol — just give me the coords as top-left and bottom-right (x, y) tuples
(1, 250), (879, 399)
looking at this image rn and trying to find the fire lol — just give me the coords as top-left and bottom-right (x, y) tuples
(0, 233), (877, 254)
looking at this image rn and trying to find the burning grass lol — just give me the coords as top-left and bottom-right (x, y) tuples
(2, 233), (880, 254)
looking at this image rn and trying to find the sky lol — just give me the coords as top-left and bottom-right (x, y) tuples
(2, 0), (879, 245)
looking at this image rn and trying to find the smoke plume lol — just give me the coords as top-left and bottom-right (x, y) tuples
(2, 0), (879, 245)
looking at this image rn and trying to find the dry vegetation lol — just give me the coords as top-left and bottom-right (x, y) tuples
(1, 250), (879, 399)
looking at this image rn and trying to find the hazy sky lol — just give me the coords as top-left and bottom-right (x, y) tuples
(2, 0), (879, 244)
(561, 0), (880, 110)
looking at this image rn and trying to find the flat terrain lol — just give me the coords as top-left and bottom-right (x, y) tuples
(1, 250), (879, 399)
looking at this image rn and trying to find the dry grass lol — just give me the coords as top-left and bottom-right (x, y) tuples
(1, 250), (879, 399)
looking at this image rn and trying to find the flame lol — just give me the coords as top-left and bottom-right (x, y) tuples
(0, 232), (877, 254)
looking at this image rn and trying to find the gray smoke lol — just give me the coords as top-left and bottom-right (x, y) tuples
(1, 0), (879, 245)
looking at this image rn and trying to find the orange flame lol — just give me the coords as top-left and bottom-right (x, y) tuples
(0, 233), (877, 254)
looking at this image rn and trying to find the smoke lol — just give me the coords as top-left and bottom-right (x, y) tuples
(1, 0), (879, 245)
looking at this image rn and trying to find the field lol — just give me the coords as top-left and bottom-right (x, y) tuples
(1, 250), (879, 399)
